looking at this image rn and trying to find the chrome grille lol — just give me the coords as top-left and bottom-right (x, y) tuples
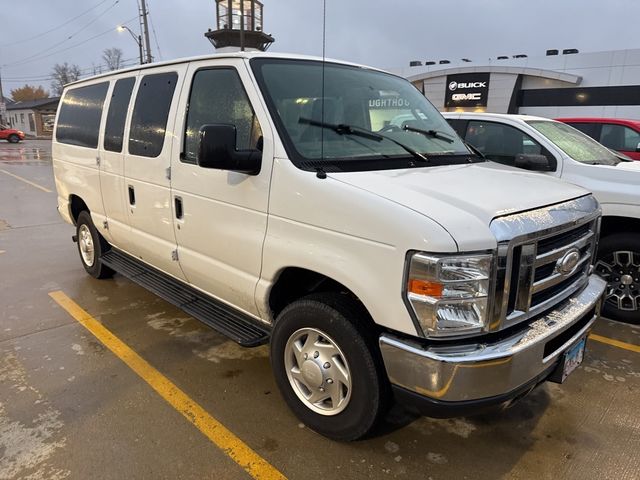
(490, 196), (601, 330)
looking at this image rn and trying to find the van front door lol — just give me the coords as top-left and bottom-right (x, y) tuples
(170, 59), (273, 316)
(123, 66), (187, 280)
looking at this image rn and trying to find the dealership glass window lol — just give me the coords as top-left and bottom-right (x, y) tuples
(104, 77), (136, 152)
(600, 124), (640, 152)
(129, 72), (178, 157)
(56, 82), (109, 148)
(464, 121), (545, 166)
(183, 68), (261, 165)
(20, 113), (24, 123)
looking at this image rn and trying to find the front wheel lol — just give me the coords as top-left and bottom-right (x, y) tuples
(595, 232), (640, 324)
(270, 293), (390, 441)
(76, 211), (114, 279)
(7, 134), (20, 143)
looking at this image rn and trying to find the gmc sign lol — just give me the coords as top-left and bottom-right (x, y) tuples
(445, 73), (490, 107)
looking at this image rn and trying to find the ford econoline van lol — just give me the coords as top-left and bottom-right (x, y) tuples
(53, 53), (606, 440)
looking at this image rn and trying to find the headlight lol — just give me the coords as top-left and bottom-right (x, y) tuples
(405, 252), (494, 337)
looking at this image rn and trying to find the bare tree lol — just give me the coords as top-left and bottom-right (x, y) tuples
(50, 63), (82, 95)
(102, 47), (124, 71)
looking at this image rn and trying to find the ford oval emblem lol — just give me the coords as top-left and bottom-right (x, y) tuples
(556, 248), (581, 276)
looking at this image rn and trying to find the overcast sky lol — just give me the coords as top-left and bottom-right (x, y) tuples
(1, 0), (639, 97)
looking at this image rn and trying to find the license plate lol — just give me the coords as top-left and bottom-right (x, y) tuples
(560, 337), (586, 382)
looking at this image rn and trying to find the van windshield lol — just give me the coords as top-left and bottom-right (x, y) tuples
(251, 58), (473, 171)
(527, 120), (621, 166)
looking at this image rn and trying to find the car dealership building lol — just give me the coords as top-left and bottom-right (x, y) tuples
(396, 48), (640, 119)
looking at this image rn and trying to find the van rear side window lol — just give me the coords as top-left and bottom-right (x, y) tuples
(104, 77), (136, 152)
(128, 72), (178, 157)
(56, 82), (109, 148)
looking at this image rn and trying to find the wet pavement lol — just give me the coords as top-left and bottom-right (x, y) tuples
(1, 139), (639, 479)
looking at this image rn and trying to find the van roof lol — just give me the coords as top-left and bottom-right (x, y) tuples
(64, 51), (387, 88)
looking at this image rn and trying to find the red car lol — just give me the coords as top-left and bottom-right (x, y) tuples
(0, 125), (25, 143)
(556, 117), (640, 160)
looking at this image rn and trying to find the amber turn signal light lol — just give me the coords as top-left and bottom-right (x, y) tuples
(408, 279), (443, 297)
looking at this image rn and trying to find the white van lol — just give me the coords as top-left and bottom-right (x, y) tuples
(444, 112), (640, 324)
(53, 53), (606, 440)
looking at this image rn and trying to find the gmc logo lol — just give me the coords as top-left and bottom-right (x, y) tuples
(452, 93), (482, 101)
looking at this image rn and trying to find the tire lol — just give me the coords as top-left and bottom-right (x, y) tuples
(270, 292), (390, 441)
(595, 232), (640, 324)
(8, 134), (20, 143)
(76, 211), (114, 279)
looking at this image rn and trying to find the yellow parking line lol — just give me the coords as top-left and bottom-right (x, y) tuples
(0, 168), (52, 193)
(49, 290), (286, 480)
(589, 333), (640, 354)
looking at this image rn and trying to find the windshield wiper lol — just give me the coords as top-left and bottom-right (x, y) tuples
(401, 125), (455, 144)
(299, 117), (429, 163)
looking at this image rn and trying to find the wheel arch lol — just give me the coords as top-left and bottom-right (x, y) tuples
(600, 215), (640, 238)
(267, 267), (378, 330)
(68, 194), (90, 226)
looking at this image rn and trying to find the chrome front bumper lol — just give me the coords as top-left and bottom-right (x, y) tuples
(380, 275), (606, 404)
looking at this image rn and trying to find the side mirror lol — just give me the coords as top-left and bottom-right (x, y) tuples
(515, 153), (555, 171)
(636, 141), (640, 153)
(197, 124), (261, 175)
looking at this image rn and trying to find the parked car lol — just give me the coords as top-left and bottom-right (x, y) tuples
(0, 124), (25, 143)
(556, 118), (640, 161)
(444, 112), (639, 323)
(53, 53), (606, 440)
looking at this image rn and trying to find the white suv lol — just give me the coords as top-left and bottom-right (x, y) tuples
(444, 112), (640, 324)
(53, 53), (605, 440)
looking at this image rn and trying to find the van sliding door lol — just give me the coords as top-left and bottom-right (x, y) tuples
(122, 66), (188, 280)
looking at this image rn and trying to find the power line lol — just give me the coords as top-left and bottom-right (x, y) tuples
(0, 0), (111, 48)
(2, 1), (123, 68)
(3, 57), (140, 86)
(148, 1), (163, 61)
(2, 16), (138, 70)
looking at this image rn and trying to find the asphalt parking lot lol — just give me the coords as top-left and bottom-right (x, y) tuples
(1, 139), (639, 480)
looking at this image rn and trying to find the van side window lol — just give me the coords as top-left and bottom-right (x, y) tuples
(183, 68), (262, 165)
(56, 82), (109, 148)
(129, 72), (178, 157)
(104, 77), (136, 152)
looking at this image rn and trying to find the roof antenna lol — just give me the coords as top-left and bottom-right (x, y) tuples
(316, 0), (327, 179)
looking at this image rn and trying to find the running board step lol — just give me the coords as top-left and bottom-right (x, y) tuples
(101, 249), (270, 347)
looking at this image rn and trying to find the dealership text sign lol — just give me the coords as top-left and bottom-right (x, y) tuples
(445, 73), (490, 107)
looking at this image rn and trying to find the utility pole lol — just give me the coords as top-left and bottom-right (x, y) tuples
(239, 4), (245, 52)
(139, 0), (153, 64)
(0, 66), (6, 125)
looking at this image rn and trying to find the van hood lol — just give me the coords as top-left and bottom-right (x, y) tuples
(329, 162), (589, 251)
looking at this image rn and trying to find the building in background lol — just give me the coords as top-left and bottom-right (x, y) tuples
(397, 49), (640, 119)
(6, 98), (60, 138)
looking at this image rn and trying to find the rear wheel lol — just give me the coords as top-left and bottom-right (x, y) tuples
(76, 211), (114, 279)
(270, 293), (390, 441)
(7, 134), (20, 143)
(595, 233), (640, 324)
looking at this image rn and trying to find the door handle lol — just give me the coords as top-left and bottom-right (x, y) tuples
(174, 196), (183, 220)
(128, 185), (136, 205)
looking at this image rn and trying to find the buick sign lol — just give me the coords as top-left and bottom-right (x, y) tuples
(445, 73), (490, 108)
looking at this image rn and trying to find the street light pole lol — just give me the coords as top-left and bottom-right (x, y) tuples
(117, 25), (144, 65)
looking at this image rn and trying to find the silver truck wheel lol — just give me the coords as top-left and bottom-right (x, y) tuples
(284, 327), (352, 416)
